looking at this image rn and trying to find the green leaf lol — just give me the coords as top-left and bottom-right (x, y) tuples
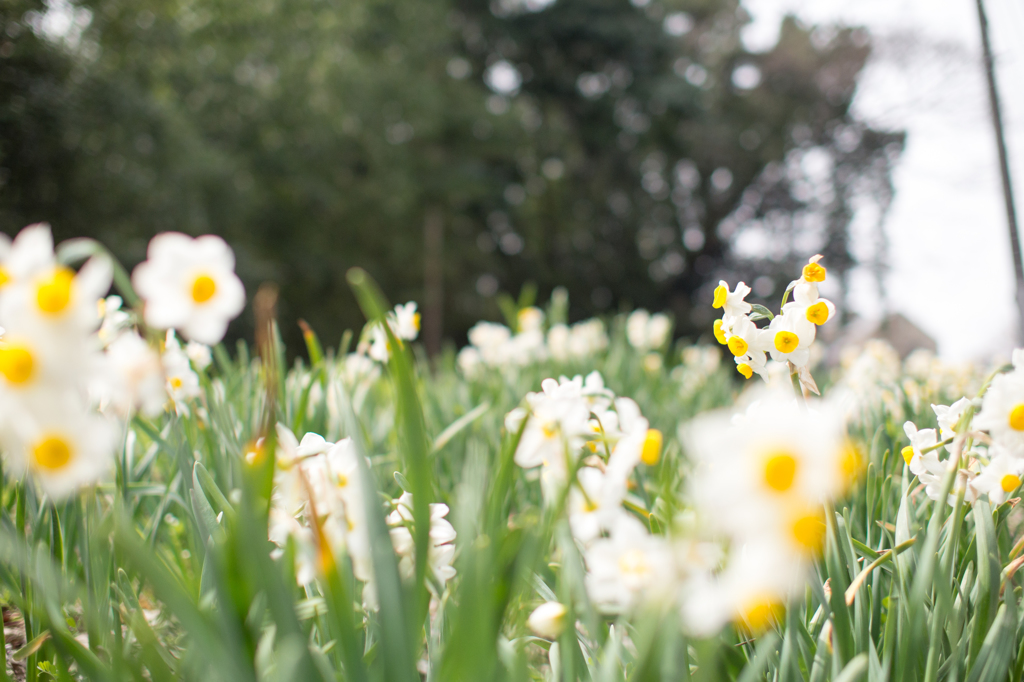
(748, 304), (774, 321)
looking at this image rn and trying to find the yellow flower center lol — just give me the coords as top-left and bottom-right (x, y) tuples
(805, 301), (830, 325)
(33, 435), (72, 471)
(774, 331), (799, 353)
(0, 344), (35, 385)
(169, 376), (183, 390)
(737, 363), (753, 380)
(0, 266), (11, 288)
(36, 267), (75, 315)
(727, 336), (748, 357)
(337, 473), (349, 488)
(618, 548), (651, 578)
(541, 422), (557, 439)
(413, 312), (421, 331)
(1001, 473), (1021, 493)
(1009, 404), (1024, 431)
(741, 597), (783, 632)
(713, 319), (727, 344)
(802, 262), (826, 283)
(763, 451), (797, 493)
(641, 429), (663, 466)
(901, 446), (915, 466)
(191, 274), (217, 304)
(712, 285), (727, 309)
(791, 512), (826, 554)
(840, 443), (861, 483)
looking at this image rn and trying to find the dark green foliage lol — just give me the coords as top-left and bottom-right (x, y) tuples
(0, 0), (901, 353)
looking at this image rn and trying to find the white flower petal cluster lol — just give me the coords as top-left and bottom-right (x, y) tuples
(268, 425), (373, 589)
(712, 256), (835, 382)
(901, 350), (1024, 508)
(547, 319), (609, 362)
(386, 492), (457, 590)
(626, 309), (671, 351)
(132, 233), (245, 345)
(510, 372), (678, 614)
(0, 224), (120, 498)
(681, 388), (853, 634)
(267, 426), (456, 608)
(458, 311), (549, 375)
(358, 301), (421, 363)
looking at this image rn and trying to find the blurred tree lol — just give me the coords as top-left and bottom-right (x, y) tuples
(0, 0), (902, 351)
(454, 0), (904, 331)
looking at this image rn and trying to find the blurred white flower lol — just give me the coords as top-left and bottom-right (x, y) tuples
(0, 390), (117, 499)
(162, 332), (200, 412)
(106, 331), (166, 416)
(97, 296), (131, 344)
(389, 302), (421, 341)
(185, 341), (212, 370)
(970, 447), (1024, 505)
(975, 365), (1024, 454)
(527, 602), (568, 640)
(132, 233), (245, 345)
(584, 514), (673, 614)
(626, 309), (671, 350)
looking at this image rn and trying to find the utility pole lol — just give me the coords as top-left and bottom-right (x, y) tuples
(976, 0), (1024, 342)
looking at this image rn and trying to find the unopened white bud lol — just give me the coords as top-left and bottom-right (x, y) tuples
(527, 601), (568, 640)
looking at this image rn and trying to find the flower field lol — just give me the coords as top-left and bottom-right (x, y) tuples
(0, 225), (1020, 682)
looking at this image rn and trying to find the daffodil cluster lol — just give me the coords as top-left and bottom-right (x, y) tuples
(507, 372), (683, 614)
(681, 388), (853, 634)
(713, 255), (835, 384)
(359, 302), (420, 363)
(0, 224), (119, 498)
(901, 349), (1024, 507)
(0, 226), (248, 499)
(267, 424), (456, 608)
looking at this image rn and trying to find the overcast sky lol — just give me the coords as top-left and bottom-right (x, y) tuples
(742, 0), (1024, 360)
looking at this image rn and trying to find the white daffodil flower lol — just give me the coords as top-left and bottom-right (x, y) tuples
(975, 367), (1024, 454)
(0, 390), (117, 499)
(267, 507), (318, 586)
(567, 466), (627, 545)
(626, 309), (671, 350)
(684, 391), (849, 541)
(0, 224), (61, 291)
(767, 308), (815, 368)
(517, 306), (545, 333)
(162, 332), (200, 413)
(105, 331), (166, 417)
(681, 540), (805, 637)
(734, 351), (769, 382)
(711, 280), (752, 322)
(970, 447), (1024, 505)
(132, 233), (246, 345)
(0, 323), (103, 399)
(389, 302), (420, 341)
(185, 341), (212, 370)
(1, 256), (112, 336)
(584, 514), (673, 614)
(97, 296), (131, 345)
(781, 281), (835, 327)
(720, 315), (766, 361)
(932, 397), (971, 452)
(386, 492), (457, 588)
(510, 386), (591, 471)
(901, 421), (939, 476)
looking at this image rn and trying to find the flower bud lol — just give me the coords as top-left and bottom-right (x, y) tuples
(527, 601), (568, 640)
